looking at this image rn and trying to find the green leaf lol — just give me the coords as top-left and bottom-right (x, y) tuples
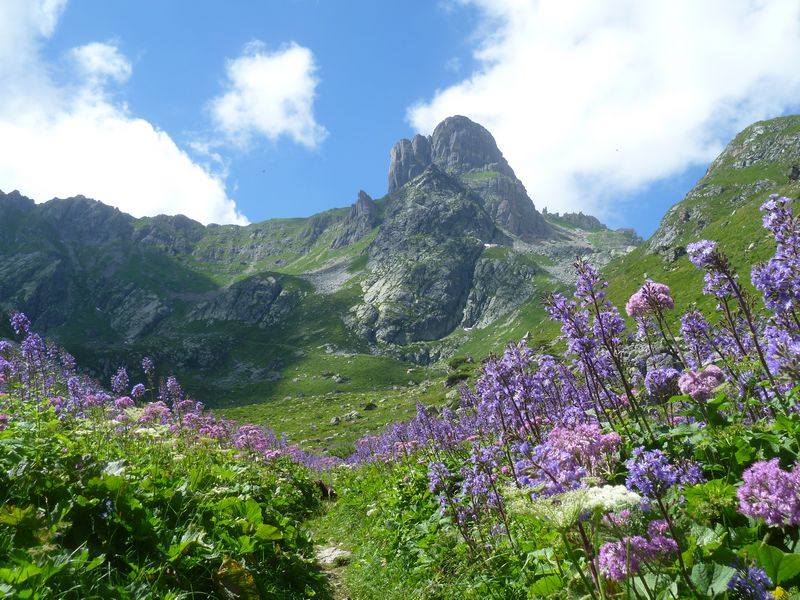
(691, 562), (737, 597)
(242, 498), (262, 525)
(749, 544), (800, 585)
(85, 554), (105, 573)
(0, 505), (35, 527)
(254, 523), (283, 541)
(167, 525), (209, 563)
(528, 574), (561, 597)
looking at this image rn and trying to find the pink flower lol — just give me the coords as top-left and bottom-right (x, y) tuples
(625, 282), (674, 317)
(678, 365), (725, 400)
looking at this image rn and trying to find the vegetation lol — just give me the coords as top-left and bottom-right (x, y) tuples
(0, 327), (331, 598)
(6, 191), (800, 598)
(310, 194), (800, 598)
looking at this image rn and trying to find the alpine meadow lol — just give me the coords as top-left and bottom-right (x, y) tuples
(4, 2), (800, 599)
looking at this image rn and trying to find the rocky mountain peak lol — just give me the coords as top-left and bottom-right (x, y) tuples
(353, 190), (376, 216)
(330, 190), (379, 249)
(385, 116), (553, 242)
(429, 115), (513, 178)
(39, 196), (134, 243)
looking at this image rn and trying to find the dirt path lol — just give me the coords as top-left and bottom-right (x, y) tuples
(315, 544), (352, 600)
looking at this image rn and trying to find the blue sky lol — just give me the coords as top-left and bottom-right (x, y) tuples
(1, 1), (800, 238)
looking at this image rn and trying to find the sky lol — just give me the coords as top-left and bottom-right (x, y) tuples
(1, 1), (800, 238)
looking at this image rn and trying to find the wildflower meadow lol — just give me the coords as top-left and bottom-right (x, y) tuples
(4, 195), (800, 598)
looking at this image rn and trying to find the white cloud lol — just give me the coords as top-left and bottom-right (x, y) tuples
(210, 41), (327, 149)
(71, 42), (132, 84)
(0, 0), (248, 225)
(409, 0), (800, 219)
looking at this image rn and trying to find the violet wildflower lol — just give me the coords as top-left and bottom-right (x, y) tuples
(625, 448), (679, 498)
(729, 565), (775, 600)
(764, 325), (800, 379)
(646, 519), (670, 536)
(680, 310), (715, 368)
(0, 413), (8, 431)
(687, 240), (718, 268)
(737, 459), (800, 527)
(114, 396), (134, 409)
(141, 356), (154, 377)
(752, 195), (800, 321)
(644, 367), (680, 402)
(515, 439), (587, 497)
(547, 421), (621, 477)
(598, 536), (649, 581)
(111, 367), (129, 395)
(9, 311), (30, 336)
(131, 383), (145, 399)
(626, 282), (674, 318)
(138, 401), (171, 424)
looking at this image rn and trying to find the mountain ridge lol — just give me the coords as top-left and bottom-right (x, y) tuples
(0, 115), (638, 425)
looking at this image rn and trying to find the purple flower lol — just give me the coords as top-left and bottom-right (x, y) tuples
(644, 367), (680, 402)
(131, 383), (146, 398)
(515, 438), (587, 497)
(737, 459), (800, 527)
(625, 448), (679, 499)
(138, 401), (172, 424)
(114, 396), (134, 409)
(678, 365), (725, 401)
(687, 240), (718, 268)
(729, 565), (774, 600)
(680, 310), (715, 368)
(764, 325), (800, 379)
(141, 356), (154, 377)
(9, 311), (30, 336)
(598, 536), (649, 581)
(0, 413), (8, 431)
(626, 282), (674, 317)
(547, 421), (621, 477)
(111, 367), (129, 395)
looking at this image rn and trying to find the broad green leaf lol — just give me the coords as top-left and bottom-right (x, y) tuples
(750, 544), (800, 585)
(691, 562), (737, 597)
(528, 574), (561, 597)
(85, 554), (105, 573)
(0, 505), (34, 527)
(167, 525), (209, 563)
(255, 523), (283, 541)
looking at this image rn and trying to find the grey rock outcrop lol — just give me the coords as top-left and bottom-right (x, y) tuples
(387, 116), (552, 242)
(461, 253), (539, 329)
(330, 191), (379, 249)
(354, 167), (497, 344)
(388, 134), (431, 193)
(189, 275), (300, 328)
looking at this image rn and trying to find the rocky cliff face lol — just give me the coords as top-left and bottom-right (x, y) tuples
(330, 191), (379, 249)
(387, 116), (552, 242)
(354, 167), (497, 344)
(0, 114), (642, 398)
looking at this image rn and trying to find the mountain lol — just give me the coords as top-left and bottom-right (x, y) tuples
(601, 115), (800, 315)
(0, 116), (638, 416)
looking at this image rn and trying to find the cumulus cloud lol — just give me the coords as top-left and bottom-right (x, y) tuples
(0, 0), (247, 225)
(409, 0), (800, 219)
(71, 42), (132, 84)
(210, 41), (327, 149)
